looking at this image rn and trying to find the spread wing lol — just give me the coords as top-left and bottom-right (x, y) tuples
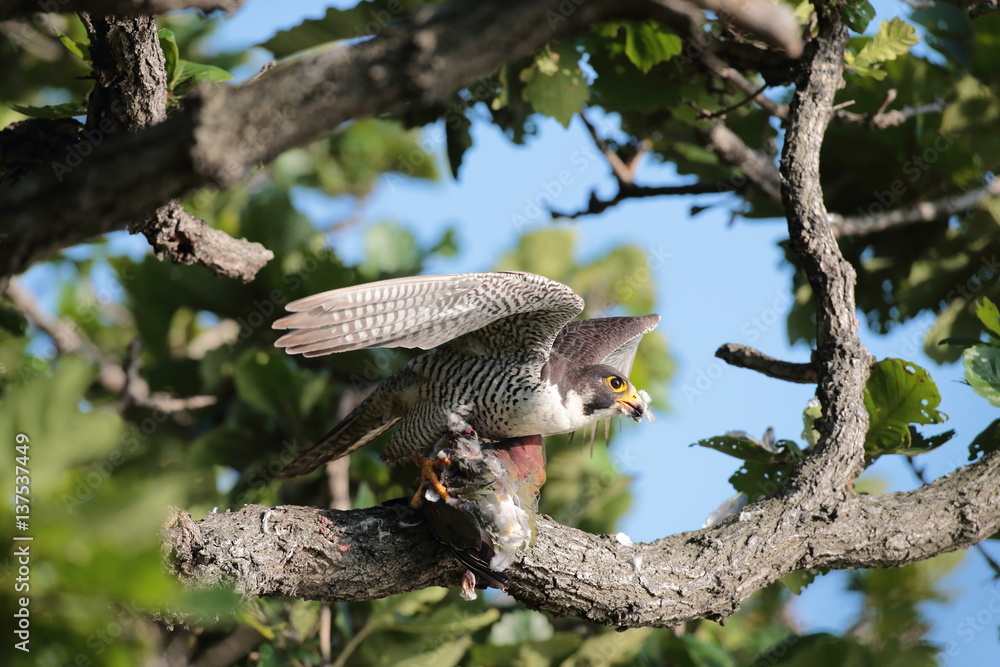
(273, 271), (584, 359)
(550, 315), (660, 376)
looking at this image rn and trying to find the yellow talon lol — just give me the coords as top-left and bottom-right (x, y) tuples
(409, 455), (453, 507)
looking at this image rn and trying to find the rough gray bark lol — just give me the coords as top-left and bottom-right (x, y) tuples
(165, 449), (1000, 627)
(83, 12), (272, 282)
(0, 0), (618, 280)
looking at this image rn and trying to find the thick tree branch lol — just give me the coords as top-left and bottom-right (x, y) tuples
(715, 343), (818, 384)
(778, 9), (872, 493)
(0, 0), (244, 21)
(0, 0), (622, 280)
(164, 449), (1000, 627)
(81, 12), (272, 281)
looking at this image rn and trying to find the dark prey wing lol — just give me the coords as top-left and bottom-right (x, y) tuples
(550, 314), (660, 376)
(273, 271), (584, 358)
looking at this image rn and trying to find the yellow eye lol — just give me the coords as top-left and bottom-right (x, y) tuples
(605, 376), (626, 392)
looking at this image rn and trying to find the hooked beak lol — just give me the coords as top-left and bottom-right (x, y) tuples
(615, 392), (645, 421)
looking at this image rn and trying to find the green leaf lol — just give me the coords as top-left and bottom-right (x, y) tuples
(899, 427), (955, 456)
(975, 297), (1000, 338)
(938, 335), (990, 349)
(969, 418), (1000, 461)
(489, 610), (553, 644)
(794, 1), (815, 25)
(288, 600), (321, 642)
(863, 358), (948, 457)
(55, 28), (90, 63)
(853, 18), (920, 70)
(680, 633), (738, 667)
(692, 434), (796, 464)
(563, 628), (653, 666)
(964, 344), (1000, 407)
(233, 349), (300, 420)
(361, 221), (421, 276)
(729, 461), (790, 502)
(781, 569), (827, 595)
(444, 111), (472, 179)
(392, 607), (500, 634)
(521, 44), (590, 128)
(174, 60), (233, 85)
(802, 399), (822, 447)
(622, 21), (682, 73)
(158, 28), (179, 84)
(10, 101), (87, 119)
(392, 637), (472, 667)
(842, 0), (876, 33)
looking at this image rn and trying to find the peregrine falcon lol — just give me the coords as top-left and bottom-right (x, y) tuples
(272, 271), (658, 478)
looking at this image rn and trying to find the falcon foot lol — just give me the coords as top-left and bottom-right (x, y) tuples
(409, 455), (453, 508)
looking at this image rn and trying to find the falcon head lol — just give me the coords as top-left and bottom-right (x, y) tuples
(568, 364), (649, 422)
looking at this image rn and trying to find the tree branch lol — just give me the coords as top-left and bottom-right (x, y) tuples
(82, 12), (272, 282)
(777, 8), (872, 493)
(703, 121), (783, 203)
(681, 0), (802, 58)
(0, 0), (245, 21)
(715, 343), (818, 383)
(831, 176), (1000, 238)
(833, 91), (947, 129)
(164, 449), (1000, 628)
(550, 182), (722, 220)
(0, 0), (622, 280)
(5, 279), (217, 412)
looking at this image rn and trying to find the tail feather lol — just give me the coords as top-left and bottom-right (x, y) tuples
(279, 396), (400, 478)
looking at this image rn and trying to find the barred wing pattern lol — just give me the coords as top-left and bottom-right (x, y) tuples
(273, 271), (585, 359)
(550, 315), (660, 376)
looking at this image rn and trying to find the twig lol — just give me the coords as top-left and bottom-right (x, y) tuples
(832, 177), (1000, 238)
(190, 625), (265, 667)
(550, 182), (721, 219)
(715, 343), (818, 384)
(6, 279), (216, 413)
(701, 51), (789, 119)
(580, 113), (635, 184)
(696, 83), (769, 120)
(834, 94), (947, 130)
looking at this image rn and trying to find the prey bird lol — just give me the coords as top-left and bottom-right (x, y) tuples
(272, 271), (658, 489)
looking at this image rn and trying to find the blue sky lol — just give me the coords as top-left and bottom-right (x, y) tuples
(24, 0), (998, 662)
